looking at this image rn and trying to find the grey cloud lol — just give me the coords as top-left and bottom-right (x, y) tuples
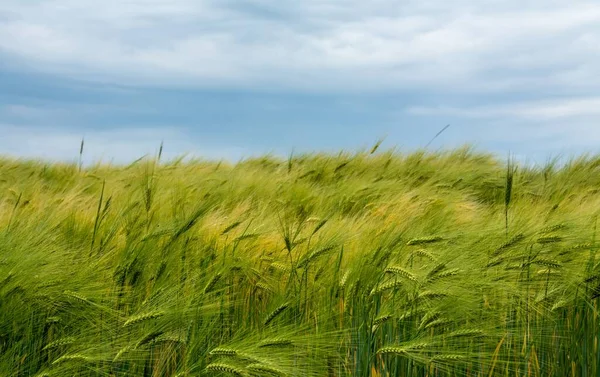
(0, 0), (598, 94)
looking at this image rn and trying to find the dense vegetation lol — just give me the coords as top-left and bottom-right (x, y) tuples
(1, 145), (600, 377)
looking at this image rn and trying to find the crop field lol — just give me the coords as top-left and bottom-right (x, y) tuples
(2, 145), (600, 377)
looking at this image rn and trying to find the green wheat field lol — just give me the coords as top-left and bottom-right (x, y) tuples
(2, 144), (600, 377)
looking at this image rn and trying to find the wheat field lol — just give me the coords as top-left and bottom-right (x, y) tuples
(1, 145), (600, 376)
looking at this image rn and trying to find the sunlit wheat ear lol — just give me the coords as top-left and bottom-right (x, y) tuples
(428, 268), (461, 283)
(417, 290), (448, 301)
(378, 343), (429, 355)
(423, 317), (451, 330)
(552, 299), (568, 311)
(378, 346), (408, 356)
(406, 236), (444, 246)
(123, 311), (165, 327)
(370, 280), (403, 296)
(536, 268), (562, 278)
(574, 242), (594, 250)
(113, 345), (134, 362)
(46, 316), (61, 325)
(63, 290), (90, 304)
(255, 281), (274, 293)
(413, 248), (437, 261)
(210, 347), (239, 356)
(52, 354), (92, 365)
(339, 269), (351, 289)
(537, 223), (567, 234)
(385, 266), (418, 282)
(42, 337), (76, 350)
(430, 354), (467, 362)
(205, 363), (246, 376)
(260, 256), (275, 263)
(270, 262), (291, 274)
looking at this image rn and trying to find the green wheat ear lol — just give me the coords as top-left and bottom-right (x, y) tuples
(406, 236), (444, 246)
(52, 354), (92, 365)
(123, 311), (165, 327)
(264, 303), (289, 326)
(42, 337), (76, 350)
(385, 266), (418, 282)
(209, 347), (238, 356)
(205, 363), (246, 376)
(504, 154), (516, 235)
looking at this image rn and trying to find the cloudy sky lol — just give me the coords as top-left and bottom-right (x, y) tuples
(1, 0), (599, 164)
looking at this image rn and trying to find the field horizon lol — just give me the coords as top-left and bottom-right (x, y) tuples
(2, 138), (579, 170)
(2, 145), (600, 377)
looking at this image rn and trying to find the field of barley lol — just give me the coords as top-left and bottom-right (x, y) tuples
(1, 145), (600, 377)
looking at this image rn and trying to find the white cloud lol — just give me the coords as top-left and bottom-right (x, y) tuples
(0, 0), (599, 93)
(406, 97), (600, 120)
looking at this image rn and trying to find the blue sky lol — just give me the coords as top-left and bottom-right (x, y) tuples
(1, 0), (599, 165)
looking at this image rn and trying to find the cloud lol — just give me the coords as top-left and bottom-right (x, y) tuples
(0, 1), (599, 93)
(405, 96), (600, 153)
(406, 97), (600, 120)
(1, 0), (599, 164)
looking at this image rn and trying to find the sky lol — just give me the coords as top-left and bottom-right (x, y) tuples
(1, 0), (600, 165)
